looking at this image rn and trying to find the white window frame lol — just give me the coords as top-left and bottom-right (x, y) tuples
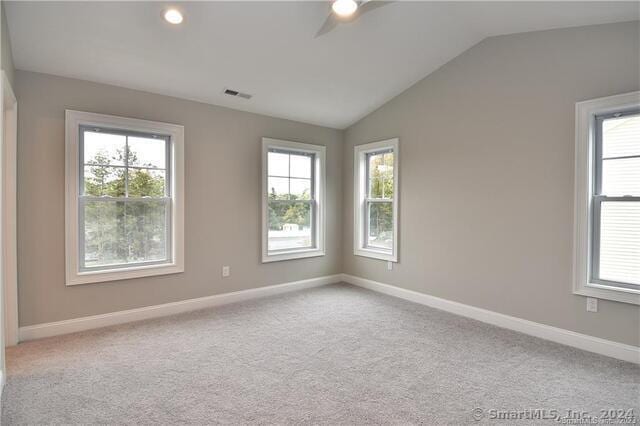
(353, 138), (399, 262)
(65, 110), (184, 285)
(261, 138), (325, 263)
(573, 91), (640, 305)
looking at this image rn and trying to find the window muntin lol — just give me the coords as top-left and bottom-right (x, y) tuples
(267, 149), (315, 252)
(354, 139), (398, 262)
(365, 150), (394, 250)
(79, 126), (172, 271)
(591, 111), (640, 289)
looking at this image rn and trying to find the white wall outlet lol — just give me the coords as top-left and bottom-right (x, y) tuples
(586, 297), (598, 313)
(222, 266), (230, 278)
(387, 261), (393, 271)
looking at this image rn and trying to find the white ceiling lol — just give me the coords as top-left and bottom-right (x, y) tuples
(5, 1), (639, 129)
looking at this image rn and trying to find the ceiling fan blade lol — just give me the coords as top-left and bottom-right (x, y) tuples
(315, 13), (339, 38)
(315, 1), (394, 38)
(354, 1), (394, 20)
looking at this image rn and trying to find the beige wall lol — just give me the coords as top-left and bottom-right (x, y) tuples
(16, 70), (343, 326)
(343, 22), (640, 347)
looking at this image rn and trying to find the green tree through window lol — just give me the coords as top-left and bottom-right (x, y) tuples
(268, 188), (311, 230)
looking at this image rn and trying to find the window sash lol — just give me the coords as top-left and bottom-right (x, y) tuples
(593, 109), (640, 197)
(590, 196), (640, 290)
(591, 108), (640, 289)
(78, 197), (172, 272)
(365, 149), (394, 200)
(365, 199), (393, 250)
(364, 149), (395, 252)
(78, 126), (172, 271)
(79, 125), (171, 198)
(267, 199), (316, 252)
(267, 149), (316, 201)
(266, 148), (317, 254)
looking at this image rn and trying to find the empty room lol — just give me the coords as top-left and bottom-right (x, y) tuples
(0, 0), (639, 424)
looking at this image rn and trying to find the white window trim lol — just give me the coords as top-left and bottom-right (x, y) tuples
(573, 91), (640, 305)
(261, 138), (326, 263)
(353, 138), (399, 262)
(65, 110), (185, 285)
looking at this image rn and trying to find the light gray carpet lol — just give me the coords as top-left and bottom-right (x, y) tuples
(2, 283), (639, 425)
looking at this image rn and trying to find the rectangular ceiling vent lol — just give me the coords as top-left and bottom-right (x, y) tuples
(223, 88), (252, 100)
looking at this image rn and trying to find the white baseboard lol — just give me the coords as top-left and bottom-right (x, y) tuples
(341, 274), (640, 364)
(17, 273), (639, 364)
(19, 274), (341, 342)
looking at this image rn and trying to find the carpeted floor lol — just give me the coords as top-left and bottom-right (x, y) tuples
(2, 283), (639, 425)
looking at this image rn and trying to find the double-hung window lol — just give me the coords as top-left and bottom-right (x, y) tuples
(354, 139), (399, 262)
(574, 92), (640, 304)
(262, 138), (325, 262)
(66, 111), (184, 285)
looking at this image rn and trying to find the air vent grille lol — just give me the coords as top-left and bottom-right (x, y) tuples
(224, 88), (252, 100)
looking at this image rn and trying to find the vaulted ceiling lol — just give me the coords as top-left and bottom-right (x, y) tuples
(5, 1), (638, 128)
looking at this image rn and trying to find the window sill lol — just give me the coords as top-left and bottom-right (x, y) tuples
(354, 247), (397, 262)
(67, 262), (184, 286)
(573, 282), (640, 305)
(262, 248), (325, 263)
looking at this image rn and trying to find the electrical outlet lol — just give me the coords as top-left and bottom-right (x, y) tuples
(586, 297), (598, 313)
(222, 266), (230, 278)
(387, 261), (393, 271)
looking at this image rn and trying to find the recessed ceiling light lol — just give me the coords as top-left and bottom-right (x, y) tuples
(332, 0), (358, 17)
(164, 9), (183, 25)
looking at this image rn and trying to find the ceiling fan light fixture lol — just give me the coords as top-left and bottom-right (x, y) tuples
(332, 0), (358, 17)
(163, 8), (184, 25)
